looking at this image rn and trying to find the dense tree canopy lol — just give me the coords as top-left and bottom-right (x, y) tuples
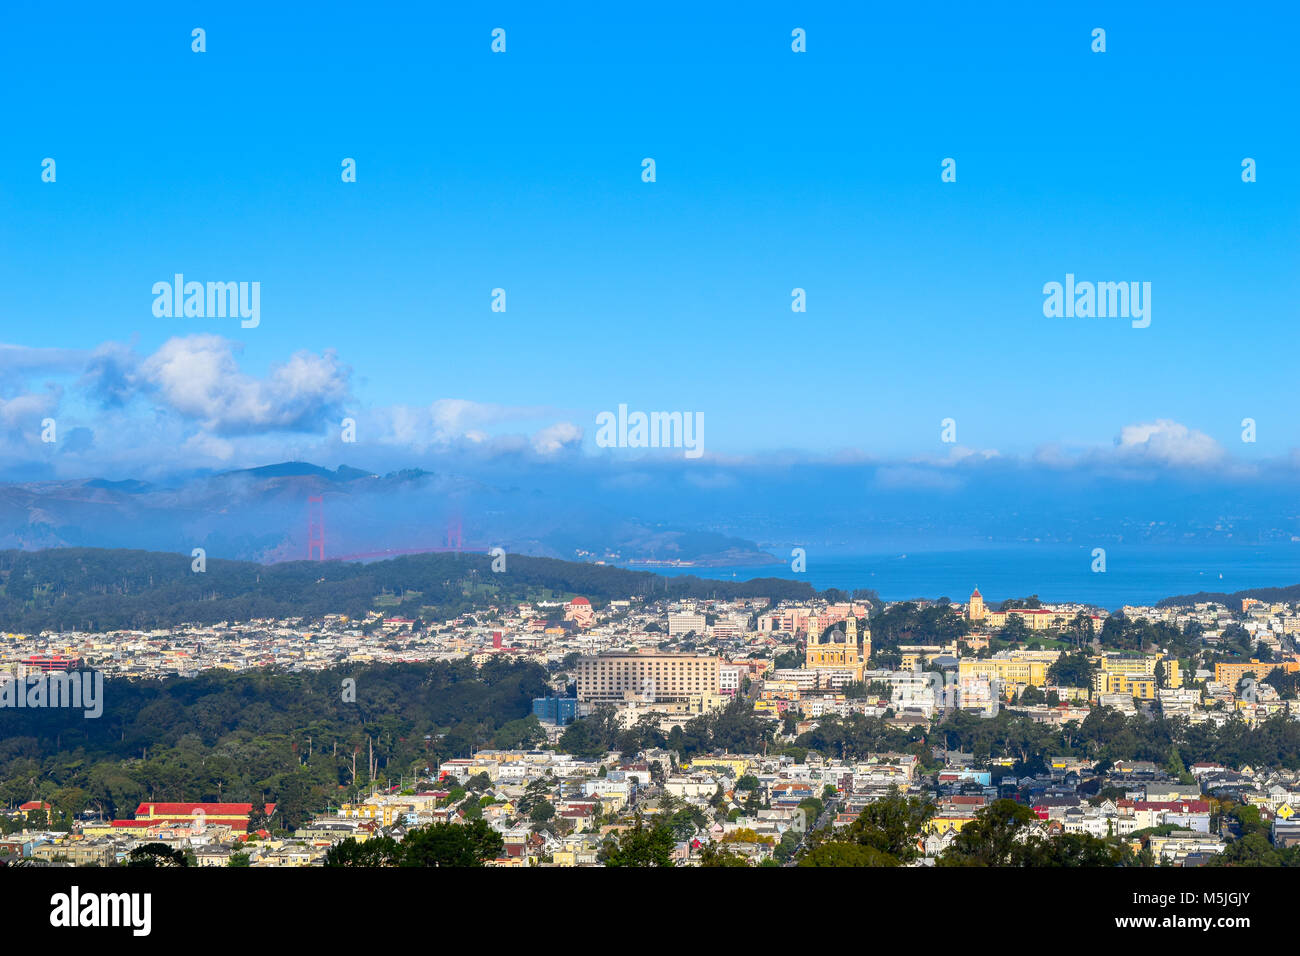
(324, 820), (504, 867)
(0, 547), (816, 632)
(0, 659), (549, 827)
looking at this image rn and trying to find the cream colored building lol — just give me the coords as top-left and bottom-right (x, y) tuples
(805, 616), (870, 681)
(575, 649), (719, 704)
(958, 650), (1058, 695)
(1095, 654), (1180, 694)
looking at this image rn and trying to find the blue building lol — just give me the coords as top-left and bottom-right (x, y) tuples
(532, 697), (579, 726)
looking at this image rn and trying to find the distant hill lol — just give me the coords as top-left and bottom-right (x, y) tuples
(222, 462), (378, 482)
(0, 547), (815, 632)
(1157, 582), (1300, 608)
(0, 460), (777, 567)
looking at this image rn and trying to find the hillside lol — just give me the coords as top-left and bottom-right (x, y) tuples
(0, 547), (815, 632)
(1156, 582), (1300, 608)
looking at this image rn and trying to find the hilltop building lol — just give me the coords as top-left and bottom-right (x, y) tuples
(805, 616), (869, 682)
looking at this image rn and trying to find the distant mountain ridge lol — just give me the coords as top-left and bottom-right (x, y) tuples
(0, 461), (777, 568)
(0, 546), (813, 632)
(222, 461), (380, 482)
(1156, 582), (1300, 608)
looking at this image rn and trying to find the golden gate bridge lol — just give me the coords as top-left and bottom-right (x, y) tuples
(305, 494), (490, 562)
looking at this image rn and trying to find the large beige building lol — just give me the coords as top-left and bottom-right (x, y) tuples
(958, 650), (1058, 695)
(575, 649), (719, 704)
(667, 612), (707, 638)
(805, 615), (869, 682)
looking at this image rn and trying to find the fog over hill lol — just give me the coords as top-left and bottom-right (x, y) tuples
(1, 454), (1299, 573)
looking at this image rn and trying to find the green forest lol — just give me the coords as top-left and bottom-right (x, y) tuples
(0, 547), (815, 632)
(0, 658), (549, 830)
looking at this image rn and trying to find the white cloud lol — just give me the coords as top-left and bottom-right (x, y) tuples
(0, 385), (61, 427)
(140, 335), (349, 434)
(1114, 419), (1225, 467)
(430, 398), (553, 440)
(531, 422), (583, 455)
(367, 399), (573, 457)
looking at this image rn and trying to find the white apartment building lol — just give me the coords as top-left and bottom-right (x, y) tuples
(575, 649), (719, 704)
(668, 612), (706, 638)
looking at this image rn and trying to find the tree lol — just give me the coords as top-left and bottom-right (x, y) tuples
(774, 650), (802, 670)
(400, 819), (504, 867)
(938, 799), (1038, 866)
(774, 829), (802, 862)
(1264, 666), (1300, 700)
(601, 815), (676, 867)
(806, 788), (932, 865)
(125, 842), (188, 867)
(939, 799), (1129, 867)
(795, 788), (930, 866)
(799, 842), (896, 867)
(667, 806), (708, 841)
(698, 842), (751, 867)
(1048, 651), (1095, 689)
(797, 797), (824, 830)
(1019, 685), (1045, 706)
(492, 716), (546, 750)
(515, 777), (553, 815)
(323, 835), (403, 867)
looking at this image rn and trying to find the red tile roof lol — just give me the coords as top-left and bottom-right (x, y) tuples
(134, 802), (275, 817)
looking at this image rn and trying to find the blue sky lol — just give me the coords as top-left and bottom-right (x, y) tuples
(0, 1), (1297, 479)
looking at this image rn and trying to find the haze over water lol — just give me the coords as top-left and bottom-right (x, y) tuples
(644, 544), (1300, 610)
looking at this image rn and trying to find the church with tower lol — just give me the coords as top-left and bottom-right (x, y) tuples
(804, 615), (870, 682)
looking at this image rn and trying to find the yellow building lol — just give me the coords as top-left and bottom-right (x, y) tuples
(32, 841), (115, 867)
(967, 587), (985, 622)
(805, 616), (869, 681)
(927, 814), (977, 835)
(1095, 672), (1158, 699)
(1005, 609), (1056, 631)
(1095, 654), (1180, 694)
(958, 652), (1052, 695)
(760, 680), (802, 702)
(688, 756), (751, 777)
(1214, 660), (1269, 688)
(340, 802), (403, 827)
